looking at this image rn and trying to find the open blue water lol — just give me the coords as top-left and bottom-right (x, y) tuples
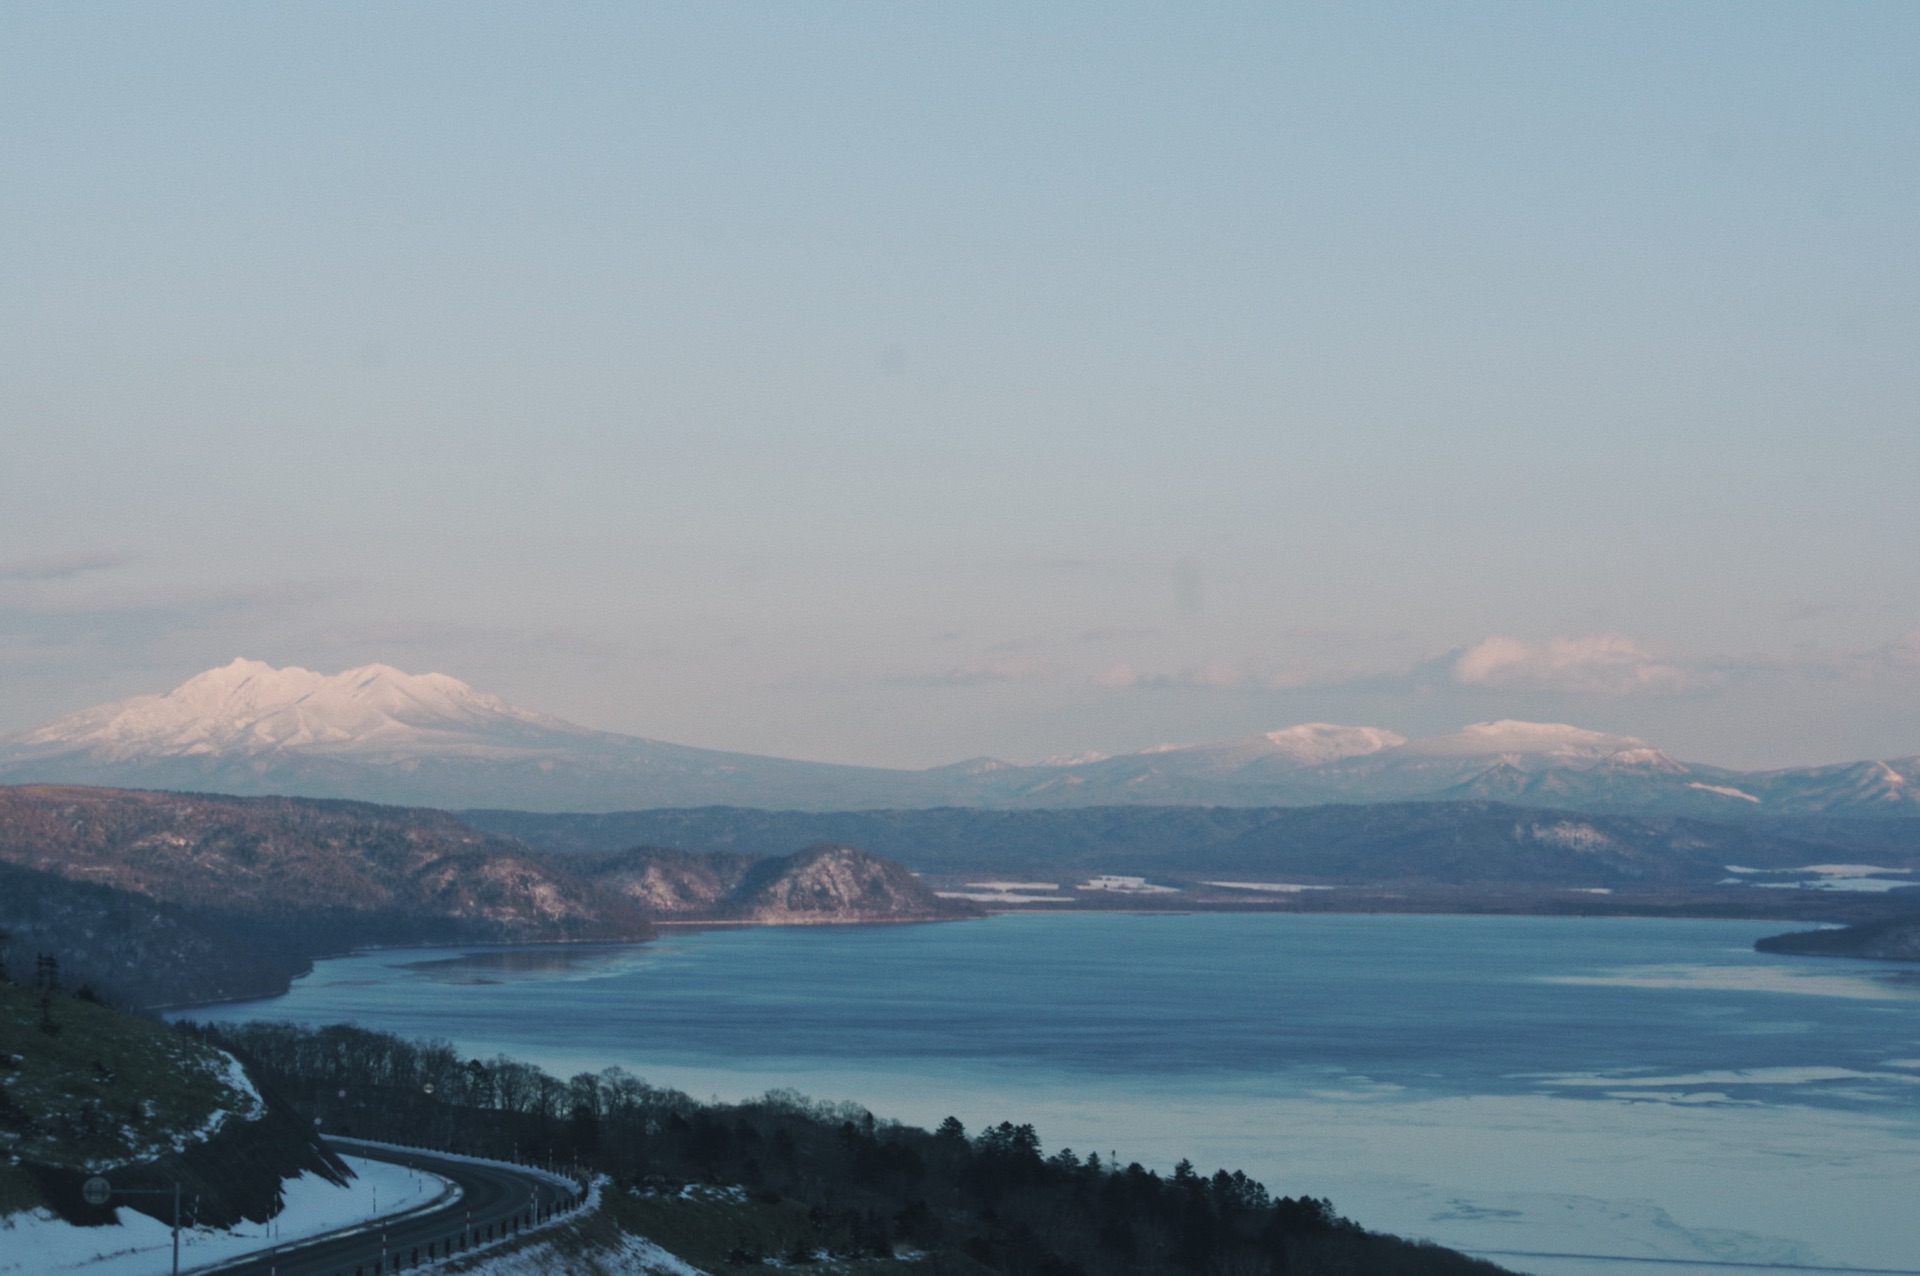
(182, 913), (1920, 1275)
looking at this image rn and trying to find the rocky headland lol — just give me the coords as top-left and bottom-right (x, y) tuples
(1756, 913), (1920, 961)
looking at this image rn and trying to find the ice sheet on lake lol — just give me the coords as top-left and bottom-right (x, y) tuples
(1540, 963), (1920, 1001)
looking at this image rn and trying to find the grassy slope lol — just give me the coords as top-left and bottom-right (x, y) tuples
(0, 982), (258, 1204)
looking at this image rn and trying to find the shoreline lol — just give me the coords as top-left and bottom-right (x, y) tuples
(155, 902), (1870, 1016)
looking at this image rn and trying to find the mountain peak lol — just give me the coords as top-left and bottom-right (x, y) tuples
(1257, 723), (1408, 764)
(1126, 723), (1406, 772)
(17, 658), (581, 762)
(1397, 720), (1648, 756)
(1388, 720), (1686, 773)
(6, 665), (1911, 817)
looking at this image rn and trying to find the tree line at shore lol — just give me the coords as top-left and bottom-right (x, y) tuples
(188, 1019), (1506, 1276)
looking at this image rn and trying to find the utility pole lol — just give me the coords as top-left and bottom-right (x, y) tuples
(82, 1176), (183, 1276)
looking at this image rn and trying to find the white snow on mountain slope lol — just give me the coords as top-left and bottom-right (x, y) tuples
(9, 660), (1916, 815)
(1117, 725), (1406, 770)
(16, 658), (591, 762)
(1253, 723), (1409, 765)
(1385, 720), (1686, 771)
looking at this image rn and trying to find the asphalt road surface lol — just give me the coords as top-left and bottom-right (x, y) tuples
(204, 1139), (583, 1276)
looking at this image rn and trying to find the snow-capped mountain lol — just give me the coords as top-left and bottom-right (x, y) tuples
(4, 660), (1916, 816)
(16, 658), (582, 761)
(1385, 720), (1681, 767)
(1, 658), (936, 812)
(1289, 720), (1692, 804)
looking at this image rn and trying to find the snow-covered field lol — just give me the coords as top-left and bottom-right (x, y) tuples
(460, 1230), (707, 1276)
(0, 1154), (453, 1274)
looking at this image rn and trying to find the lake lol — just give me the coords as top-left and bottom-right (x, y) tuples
(180, 912), (1920, 1276)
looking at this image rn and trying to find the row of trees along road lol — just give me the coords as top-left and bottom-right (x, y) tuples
(187, 1020), (1507, 1276)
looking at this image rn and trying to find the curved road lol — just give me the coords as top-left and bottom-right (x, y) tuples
(205, 1139), (582, 1276)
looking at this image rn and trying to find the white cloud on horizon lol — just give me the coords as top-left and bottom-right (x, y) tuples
(1087, 633), (1709, 700)
(913, 655), (1058, 686)
(1087, 661), (1341, 692)
(1780, 628), (1920, 682)
(1880, 629), (1920, 670)
(1450, 634), (1702, 696)
(1083, 627), (1920, 706)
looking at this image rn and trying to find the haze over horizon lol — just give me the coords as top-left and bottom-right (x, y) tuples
(4, 4), (1917, 770)
(5, 654), (1909, 775)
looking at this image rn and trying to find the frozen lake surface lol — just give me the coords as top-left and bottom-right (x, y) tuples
(183, 912), (1920, 1275)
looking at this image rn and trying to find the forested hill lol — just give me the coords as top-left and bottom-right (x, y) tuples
(0, 785), (653, 944)
(1757, 914), (1920, 961)
(569, 842), (971, 925)
(0, 784), (656, 1009)
(197, 1018), (1510, 1276)
(0, 861), (308, 1008)
(466, 801), (1920, 885)
(0, 785), (973, 1008)
(0, 980), (348, 1228)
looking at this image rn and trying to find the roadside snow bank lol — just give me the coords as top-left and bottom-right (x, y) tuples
(451, 1178), (705, 1276)
(0, 1154), (451, 1275)
(458, 1231), (706, 1276)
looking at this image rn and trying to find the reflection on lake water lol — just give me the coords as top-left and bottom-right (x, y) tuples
(182, 913), (1920, 1276)
(395, 946), (637, 983)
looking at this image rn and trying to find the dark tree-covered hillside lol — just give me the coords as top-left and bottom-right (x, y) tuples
(191, 1020), (1509, 1276)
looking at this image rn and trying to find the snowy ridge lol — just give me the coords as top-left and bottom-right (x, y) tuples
(72, 1044), (267, 1174)
(1388, 720), (1678, 767)
(158, 1049), (267, 1163)
(1257, 722), (1408, 764)
(4, 660), (1917, 815)
(16, 658), (586, 762)
(1138, 723), (1409, 770)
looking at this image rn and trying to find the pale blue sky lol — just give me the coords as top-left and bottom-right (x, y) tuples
(3, 3), (1917, 768)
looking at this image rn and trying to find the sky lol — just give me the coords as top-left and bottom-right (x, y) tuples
(2, 2), (1916, 771)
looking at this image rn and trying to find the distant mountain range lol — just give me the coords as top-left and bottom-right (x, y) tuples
(468, 801), (1920, 897)
(5, 658), (1918, 817)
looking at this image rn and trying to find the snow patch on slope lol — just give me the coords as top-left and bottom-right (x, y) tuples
(1689, 781), (1761, 803)
(17, 658), (588, 762)
(462, 1230), (708, 1276)
(1255, 723), (1408, 765)
(1392, 720), (1685, 771)
(1125, 723), (1407, 771)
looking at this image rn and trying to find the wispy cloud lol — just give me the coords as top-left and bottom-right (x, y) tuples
(0, 580), (337, 655)
(1784, 628), (1920, 682)
(1869, 629), (1920, 671)
(1450, 634), (1701, 696)
(312, 620), (627, 664)
(1089, 662), (1243, 690)
(0, 551), (132, 583)
(1076, 628), (1920, 707)
(1088, 661), (1336, 692)
(1079, 626), (1160, 645)
(1087, 633), (1710, 700)
(908, 655), (1059, 686)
